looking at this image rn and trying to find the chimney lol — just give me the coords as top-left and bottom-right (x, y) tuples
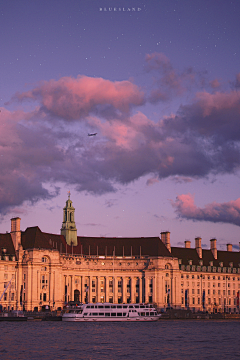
(227, 244), (232, 252)
(185, 240), (191, 248)
(195, 237), (202, 258)
(210, 238), (217, 260)
(10, 217), (21, 251)
(161, 231), (171, 252)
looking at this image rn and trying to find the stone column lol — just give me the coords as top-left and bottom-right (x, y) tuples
(114, 277), (118, 303)
(122, 277), (126, 303)
(89, 276), (92, 303)
(139, 277), (143, 303)
(145, 276), (149, 303)
(131, 277), (135, 303)
(70, 275), (73, 301)
(152, 277), (155, 303)
(105, 276), (109, 302)
(97, 276), (101, 302)
(81, 275), (85, 303)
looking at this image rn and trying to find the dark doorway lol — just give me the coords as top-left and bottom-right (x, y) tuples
(74, 289), (80, 302)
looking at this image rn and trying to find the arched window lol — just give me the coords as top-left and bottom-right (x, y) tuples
(74, 289), (80, 302)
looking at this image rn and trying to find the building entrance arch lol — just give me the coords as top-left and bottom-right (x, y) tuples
(74, 289), (80, 302)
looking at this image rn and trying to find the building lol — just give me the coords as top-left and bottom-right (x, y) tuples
(0, 194), (240, 313)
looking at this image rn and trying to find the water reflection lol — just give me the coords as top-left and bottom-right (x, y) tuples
(0, 321), (239, 359)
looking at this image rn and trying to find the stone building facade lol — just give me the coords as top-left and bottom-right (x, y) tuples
(0, 195), (240, 313)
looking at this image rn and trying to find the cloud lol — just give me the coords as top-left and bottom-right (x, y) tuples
(2, 69), (240, 215)
(170, 176), (193, 184)
(210, 79), (221, 89)
(146, 177), (159, 186)
(172, 193), (240, 226)
(13, 75), (145, 120)
(231, 73), (240, 89)
(145, 52), (196, 103)
(105, 199), (118, 208)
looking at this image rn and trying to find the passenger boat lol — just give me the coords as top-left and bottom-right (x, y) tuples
(62, 303), (161, 322)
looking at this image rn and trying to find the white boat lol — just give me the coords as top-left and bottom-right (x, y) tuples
(62, 303), (161, 322)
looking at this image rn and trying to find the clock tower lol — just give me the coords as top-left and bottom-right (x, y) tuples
(61, 192), (78, 246)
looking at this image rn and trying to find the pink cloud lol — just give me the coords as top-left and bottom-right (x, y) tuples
(210, 79), (221, 89)
(145, 53), (197, 102)
(146, 177), (159, 186)
(195, 90), (240, 117)
(15, 75), (145, 120)
(172, 193), (240, 226)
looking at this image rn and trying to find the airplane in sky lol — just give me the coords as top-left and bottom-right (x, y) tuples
(88, 133), (97, 136)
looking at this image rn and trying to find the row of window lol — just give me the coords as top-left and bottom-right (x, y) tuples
(82, 312), (156, 317)
(181, 288), (239, 296)
(181, 265), (240, 273)
(181, 297), (238, 306)
(181, 275), (240, 280)
(1, 293), (15, 301)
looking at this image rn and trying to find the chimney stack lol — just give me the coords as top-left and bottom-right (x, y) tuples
(161, 231), (171, 252)
(227, 244), (232, 252)
(10, 217), (21, 251)
(195, 237), (202, 258)
(185, 240), (191, 248)
(210, 238), (217, 259)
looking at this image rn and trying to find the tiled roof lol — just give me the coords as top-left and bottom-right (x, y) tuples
(2, 225), (239, 266)
(21, 227), (64, 251)
(171, 247), (240, 267)
(0, 233), (15, 256)
(74, 236), (171, 257)
(19, 227), (172, 257)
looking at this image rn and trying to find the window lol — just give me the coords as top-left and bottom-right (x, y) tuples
(43, 293), (47, 302)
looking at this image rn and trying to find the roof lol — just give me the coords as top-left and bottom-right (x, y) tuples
(0, 233), (16, 256)
(74, 236), (171, 257)
(16, 226), (172, 257)
(171, 247), (240, 268)
(21, 226), (65, 251)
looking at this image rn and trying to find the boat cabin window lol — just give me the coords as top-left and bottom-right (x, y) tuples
(123, 305), (127, 308)
(111, 313), (116, 316)
(129, 305), (133, 308)
(117, 305), (122, 308)
(105, 313), (110, 317)
(135, 305), (139, 308)
(98, 305), (104, 309)
(105, 305), (110, 308)
(111, 305), (116, 308)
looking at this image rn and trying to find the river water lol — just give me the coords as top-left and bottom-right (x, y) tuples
(0, 320), (239, 359)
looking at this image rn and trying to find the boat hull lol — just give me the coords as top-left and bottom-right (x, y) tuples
(62, 302), (161, 322)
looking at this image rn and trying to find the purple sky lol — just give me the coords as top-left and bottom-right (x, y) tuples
(1, 0), (240, 250)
